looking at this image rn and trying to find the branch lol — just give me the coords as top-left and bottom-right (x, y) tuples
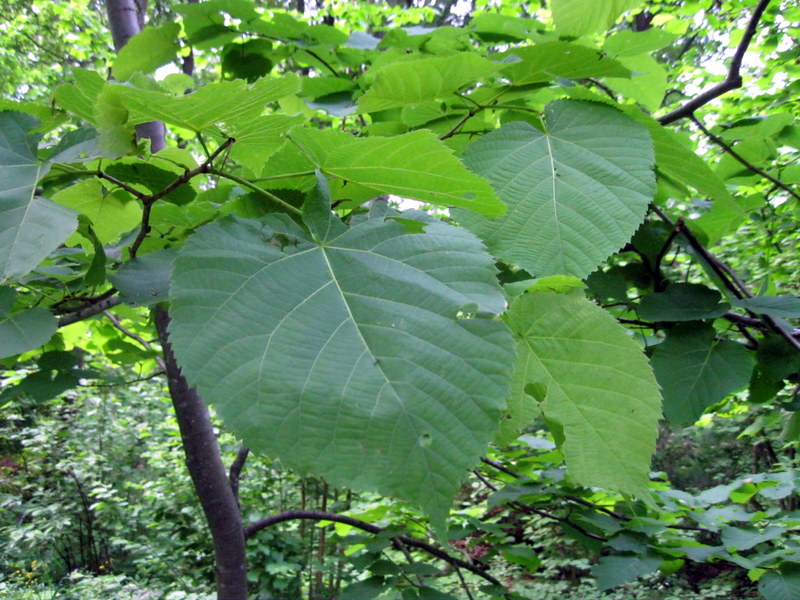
(690, 115), (800, 203)
(472, 469), (607, 542)
(660, 213), (800, 353)
(127, 138), (235, 259)
(228, 445), (250, 503)
(657, 0), (772, 124)
(244, 510), (505, 589)
(56, 295), (121, 327)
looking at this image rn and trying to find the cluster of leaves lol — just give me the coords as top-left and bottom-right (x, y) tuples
(1, 0), (800, 597)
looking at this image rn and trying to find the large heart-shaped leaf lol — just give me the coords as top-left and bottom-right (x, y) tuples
(457, 100), (655, 278)
(505, 291), (662, 497)
(168, 207), (514, 526)
(0, 111), (77, 282)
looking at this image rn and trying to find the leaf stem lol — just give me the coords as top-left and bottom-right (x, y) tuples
(209, 170), (303, 216)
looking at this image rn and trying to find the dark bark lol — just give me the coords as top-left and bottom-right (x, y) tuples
(156, 308), (249, 600)
(104, 0), (166, 152)
(103, 2), (250, 597)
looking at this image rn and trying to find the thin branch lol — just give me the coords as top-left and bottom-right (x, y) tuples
(302, 48), (339, 77)
(480, 457), (519, 478)
(690, 115), (800, 202)
(103, 310), (166, 370)
(472, 469), (607, 542)
(96, 171), (149, 201)
(228, 445), (250, 503)
(454, 565), (476, 600)
(57, 296), (121, 327)
(81, 371), (165, 388)
(127, 138), (236, 259)
(657, 0), (772, 124)
(244, 510), (505, 588)
(103, 310), (154, 350)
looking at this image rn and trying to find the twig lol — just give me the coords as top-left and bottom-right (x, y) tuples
(481, 457), (519, 478)
(103, 309), (166, 370)
(81, 371), (165, 388)
(57, 296), (121, 327)
(658, 0), (772, 124)
(103, 310), (154, 349)
(96, 171), (149, 201)
(244, 510), (505, 589)
(229, 446), (250, 503)
(126, 138), (235, 259)
(454, 565), (476, 600)
(472, 469), (607, 542)
(690, 115), (800, 202)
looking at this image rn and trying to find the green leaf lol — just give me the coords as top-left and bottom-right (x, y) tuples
(318, 130), (506, 217)
(731, 295), (800, 318)
(749, 335), (800, 404)
(105, 162), (196, 205)
(109, 249), (176, 307)
(122, 75), (300, 132)
(501, 546), (541, 571)
(603, 29), (680, 57)
(222, 114), (304, 174)
(54, 69), (106, 124)
(651, 323), (754, 425)
(52, 180), (141, 246)
(638, 283), (730, 321)
(112, 23), (181, 81)
(457, 100), (655, 278)
(505, 291), (661, 498)
(0, 289), (57, 359)
(95, 84), (135, 158)
(221, 39), (274, 82)
(721, 526), (785, 551)
(628, 118), (743, 241)
(357, 53), (497, 113)
(169, 213), (514, 527)
(552, 0), (643, 38)
(606, 54), (667, 112)
(759, 562), (800, 600)
(592, 553), (661, 590)
(502, 42), (631, 85)
(0, 111), (78, 282)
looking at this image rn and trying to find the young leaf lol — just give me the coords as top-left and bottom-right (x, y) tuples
(111, 23), (181, 81)
(357, 53), (497, 113)
(502, 42), (630, 85)
(319, 130), (506, 216)
(551, 0), (642, 38)
(122, 75), (300, 132)
(169, 212), (514, 527)
(458, 100), (655, 278)
(0, 111), (77, 282)
(651, 323), (754, 425)
(505, 291), (662, 498)
(52, 180), (141, 246)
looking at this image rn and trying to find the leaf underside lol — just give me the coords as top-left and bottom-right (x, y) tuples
(169, 210), (514, 525)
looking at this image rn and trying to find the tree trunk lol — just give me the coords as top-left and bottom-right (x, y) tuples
(155, 308), (249, 600)
(103, 2), (249, 598)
